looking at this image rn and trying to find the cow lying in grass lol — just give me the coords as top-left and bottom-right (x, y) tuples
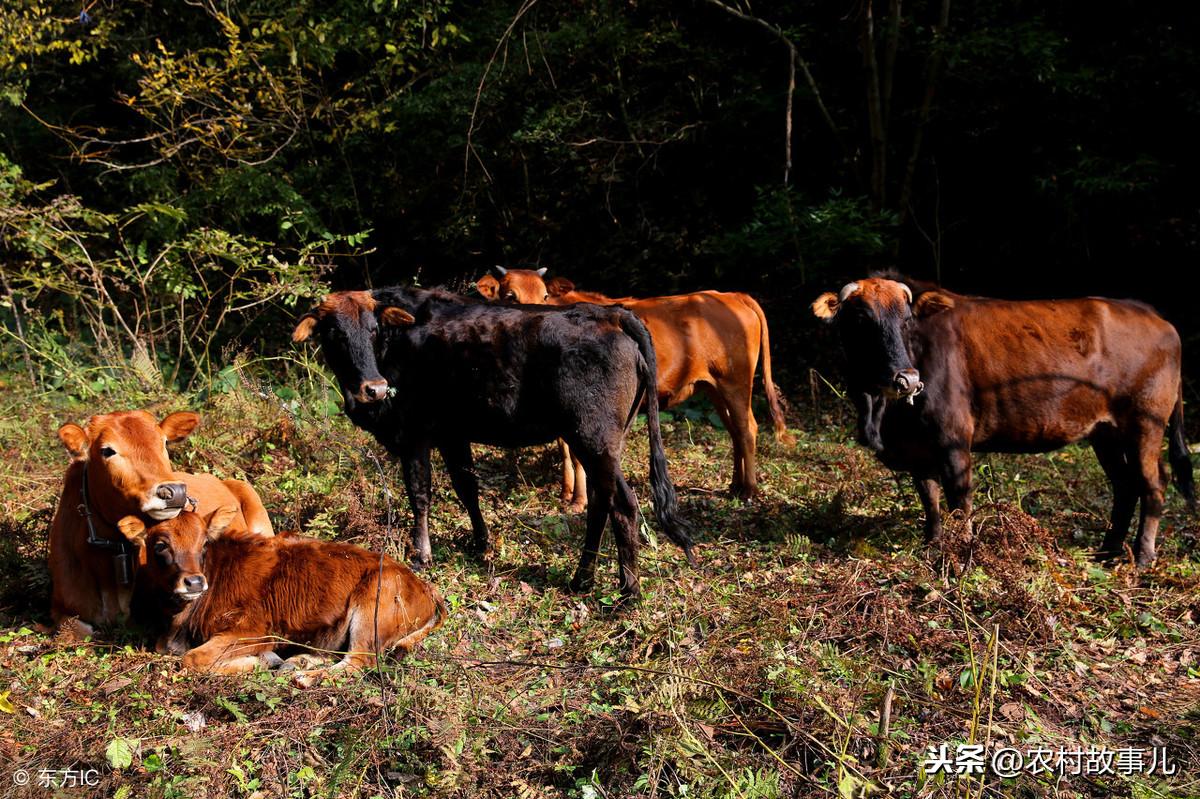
(49, 410), (274, 639)
(118, 508), (444, 679)
(477, 267), (793, 507)
(292, 288), (694, 599)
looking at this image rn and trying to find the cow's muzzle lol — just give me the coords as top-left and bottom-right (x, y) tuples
(144, 481), (189, 520)
(176, 574), (208, 600)
(890, 369), (924, 403)
(356, 378), (390, 404)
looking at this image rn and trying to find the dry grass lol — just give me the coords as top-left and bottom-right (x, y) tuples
(1, 379), (1198, 798)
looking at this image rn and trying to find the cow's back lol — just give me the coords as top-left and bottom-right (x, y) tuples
(380, 302), (643, 447)
(919, 297), (1182, 452)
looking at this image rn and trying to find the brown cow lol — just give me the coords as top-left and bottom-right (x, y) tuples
(812, 276), (1196, 566)
(49, 410), (274, 639)
(116, 508), (445, 680)
(477, 267), (793, 507)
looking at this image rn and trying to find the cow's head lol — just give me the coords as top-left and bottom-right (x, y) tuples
(812, 278), (955, 399)
(117, 506), (237, 601)
(58, 410), (200, 522)
(292, 291), (415, 405)
(476, 266), (574, 304)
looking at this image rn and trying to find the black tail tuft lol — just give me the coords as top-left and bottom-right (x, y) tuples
(617, 311), (695, 560)
(1168, 389), (1196, 511)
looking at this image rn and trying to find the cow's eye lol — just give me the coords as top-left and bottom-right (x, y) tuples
(505, 292), (517, 301)
(100, 446), (117, 459)
(543, 294), (550, 301)
(153, 541), (169, 555)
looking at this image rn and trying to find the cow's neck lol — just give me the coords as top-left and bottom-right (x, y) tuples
(852, 392), (887, 452)
(77, 464), (136, 585)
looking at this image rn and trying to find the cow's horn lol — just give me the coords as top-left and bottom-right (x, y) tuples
(491, 265), (508, 277)
(900, 283), (913, 303)
(535, 267), (547, 276)
(838, 282), (861, 302)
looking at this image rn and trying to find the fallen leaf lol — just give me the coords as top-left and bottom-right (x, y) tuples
(101, 677), (132, 696)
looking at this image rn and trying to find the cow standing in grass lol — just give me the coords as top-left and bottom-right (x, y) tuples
(477, 267), (793, 508)
(49, 410), (274, 639)
(293, 289), (694, 599)
(812, 276), (1195, 566)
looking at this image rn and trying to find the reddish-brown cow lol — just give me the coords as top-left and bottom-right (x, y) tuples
(49, 410), (274, 639)
(117, 509), (445, 681)
(477, 267), (793, 507)
(812, 276), (1195, 565)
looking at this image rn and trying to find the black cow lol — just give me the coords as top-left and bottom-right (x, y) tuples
(293, 288), (694, 598)
(812, 276), (1195, 566)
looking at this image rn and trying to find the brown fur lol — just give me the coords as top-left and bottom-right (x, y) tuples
(477, 269), (793, 505)
(120, 511), (445, 679)
(814, 277), (1194, 566)
(48, 410), (274, 639)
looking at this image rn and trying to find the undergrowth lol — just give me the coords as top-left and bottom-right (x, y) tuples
(0, 360), (1197, 799)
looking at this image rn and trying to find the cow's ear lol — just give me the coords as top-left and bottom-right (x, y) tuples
(913, 291), (955, 317)
(58, 423), (90, 461)
(380, 306), (415, 326)
(546, 276), (575, 297)
(116, 516), (147, 544)
(206, 506), (239, 540)
(476, 274), (500, 300)
(292, 313), (318, 343)
(811, 292), (840, 322)
(161, 411), (201, 443)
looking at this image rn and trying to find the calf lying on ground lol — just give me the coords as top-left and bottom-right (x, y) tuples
(478, 267), (792, 507)
(49, 410), (274, 639)
(119, 508), (445, 677)
(293, 288), (694, 599)
(813, 275), (1195, 565)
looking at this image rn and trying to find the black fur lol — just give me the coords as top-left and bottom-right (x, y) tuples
(304, 286), (692, 598)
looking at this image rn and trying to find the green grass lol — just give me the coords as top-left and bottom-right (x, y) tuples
(0, 374), (1197, 799)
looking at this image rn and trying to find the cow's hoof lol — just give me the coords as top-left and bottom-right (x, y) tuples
(292, 669), (327, 688)
(260, 651), (284, 669)
(568, 573), (594, 594)
(279, 653), (326, 673)
(566, 500), (587, 514)
(728, 485), (755, 503)
(410, 556), (433, 572)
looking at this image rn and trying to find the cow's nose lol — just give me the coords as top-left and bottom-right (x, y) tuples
(360, 379), (389, 401)
(893, 369), (922, 395)
(182, 575), (207, 594)
(155, 482), (188, 508)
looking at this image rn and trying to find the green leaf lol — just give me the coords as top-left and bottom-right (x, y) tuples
(106, 737), (136, 770)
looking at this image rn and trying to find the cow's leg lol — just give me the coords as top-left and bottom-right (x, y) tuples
(705, 384), (757, 499)
(569, 455), (588, 514)
(569, 452), (615, 594)
(609, 471), (642, 599)
(939, 449), (974, 535)
(727, 397), (759, 499)
(181, 633), (271, 675)
(559, 439), (575, 503)
(438, 440), (491, 559)
(1129, 423), (1168, 567)
(914, 476), (943, 544)
(1091, 432), (1138, 561)
(400, 446), (434, 569)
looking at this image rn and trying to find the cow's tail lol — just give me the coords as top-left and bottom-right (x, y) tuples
(1168, 387), (1196, 511)
(618, 311), (696, 564)
(741, 294), (794, 446)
